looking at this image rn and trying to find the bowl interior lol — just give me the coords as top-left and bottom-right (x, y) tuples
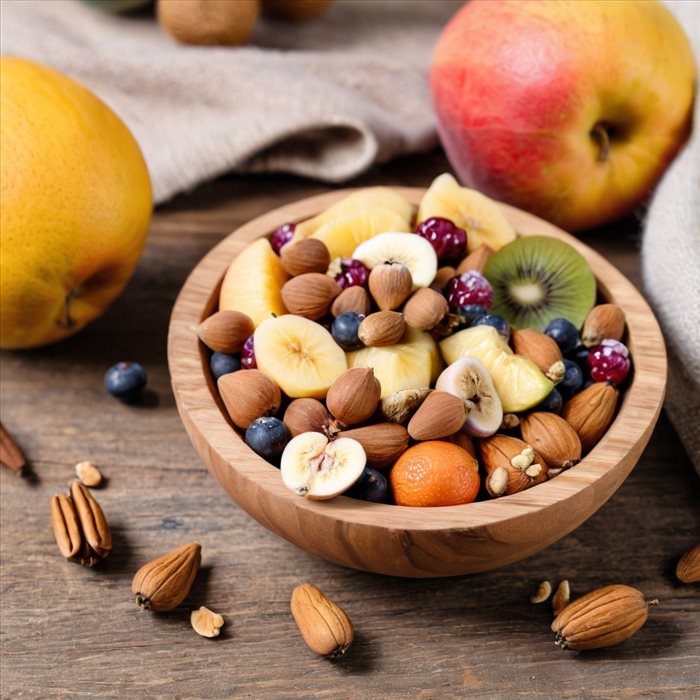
(168, 188), (667, 577)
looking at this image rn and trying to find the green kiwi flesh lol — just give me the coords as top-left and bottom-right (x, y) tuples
(483, 236), (596, 331)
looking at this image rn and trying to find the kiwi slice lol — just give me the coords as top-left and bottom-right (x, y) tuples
(483, 236), (596, 331)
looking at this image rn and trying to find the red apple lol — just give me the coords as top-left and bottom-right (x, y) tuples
(430, 0), (695, 231)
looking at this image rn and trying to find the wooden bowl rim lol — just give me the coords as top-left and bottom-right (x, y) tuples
(168, 187), (667, 533)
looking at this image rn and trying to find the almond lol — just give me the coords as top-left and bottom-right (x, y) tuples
(191, 606), (225, 638)
(552, 580), (571, 616)
(456, 244), (494, 274)
(520, 412), (581, 470)
(198, 310), (255, 354)
(281, 273), (341, 320)
(407, 390), (468, 440)
(132, 542), (202, 612)
(479, 434), (548, 497)
(582, 303), (626, 348)
(326, 367), (381, 426)
(433, 266), (456, 290)
(75, 460), (103, 488)
(562, 382), (618, 452)
(358, 311), (405, 347)
(218, 369), (281, 429)
(511, 329), (565, 383)
(552, 584), (655, 650)
(0, 422), (26, 474)
(676, 544), (700, 583)
(530, 580), (553, 604)
(338, 423), (409, 468)
(331, 286), (371, 317)
(368, 263), (413, 311)
(403, 288), (449, 331)
(50, 481), (112, 567)
(291, 583), (353, 657)
(280, 238), (331, 277)
(284, 398), (336, 437)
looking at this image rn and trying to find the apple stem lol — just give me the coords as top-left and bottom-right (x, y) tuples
(591, 123), (611, 164)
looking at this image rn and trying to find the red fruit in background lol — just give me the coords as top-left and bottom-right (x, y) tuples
(429, 0), (695, 231)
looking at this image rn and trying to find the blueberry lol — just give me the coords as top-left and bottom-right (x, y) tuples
(566, 344), (592, 374)
(332, 312), (364, 350)
(471, 313), (510, 342)
(245, 417), (289, 460)
(209, 352), (241, 380)
(346, 466), (388, 503)
(544, 318), (580, 354)
(558, 359), (584, 399)
(534, 387), (563, 414)
(104, 361), (147, 402)
(455, 304), (488, 328)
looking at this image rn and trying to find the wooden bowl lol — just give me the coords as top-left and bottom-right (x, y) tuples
(168, 188), (666, 578)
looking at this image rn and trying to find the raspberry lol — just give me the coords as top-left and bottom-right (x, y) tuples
(270, 223), (295, 254)
(241, 335), (257, 369)
(446, 271), (493, 311)
(587, 339), (630, 384)
(332, 258), (369, 289)
(415, 217), (467, 261)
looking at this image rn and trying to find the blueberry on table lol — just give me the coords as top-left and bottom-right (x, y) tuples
(245, 417), (289, 460)
(331, 312), (364, 350)
(104, 361), (147, 402)
(209, 352), (241, 380)
(544, 318), (580, 354)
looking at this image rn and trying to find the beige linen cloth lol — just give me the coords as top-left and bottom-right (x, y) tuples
(0, 0), (463, 203)
(1, 0), (698, 467)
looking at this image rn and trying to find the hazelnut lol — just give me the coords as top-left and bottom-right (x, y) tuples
(368, 263), (412, 311)
(280, 238), (331, 277)
(358, 311), (405, 347)
(407, 391), (468, 441)
(281, 273), (341, 320)
(326, 368), (381, 425)
(218, 369), (281, 429)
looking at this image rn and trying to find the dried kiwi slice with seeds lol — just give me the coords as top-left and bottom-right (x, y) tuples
(483, 236), (596, 331)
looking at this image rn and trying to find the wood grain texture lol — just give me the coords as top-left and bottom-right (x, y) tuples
(168, 189), (667, 577)
(1, 156), (698, 698)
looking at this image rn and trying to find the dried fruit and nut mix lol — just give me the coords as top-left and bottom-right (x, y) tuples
(200, 174), (633, 506)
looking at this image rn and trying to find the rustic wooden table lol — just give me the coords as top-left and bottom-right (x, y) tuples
(1, 154), (698, 699)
